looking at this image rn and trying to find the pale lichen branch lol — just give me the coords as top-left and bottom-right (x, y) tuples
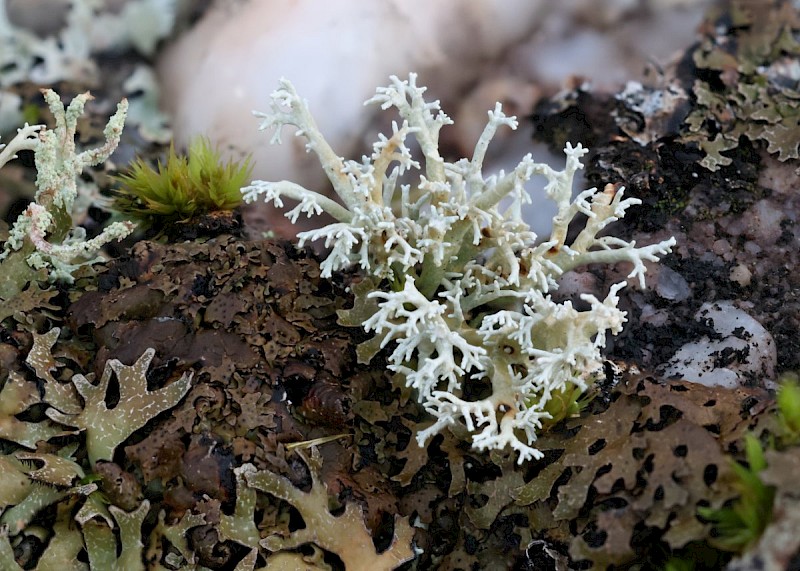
(244, 74), (675, 461)
(0, 89), (134, 286)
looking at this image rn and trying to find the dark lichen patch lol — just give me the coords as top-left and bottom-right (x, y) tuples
(64, 233), (426, 562)
(512, 371), (774, 569)
(587, 137), (762, 234)
(0, 231), (421, 568)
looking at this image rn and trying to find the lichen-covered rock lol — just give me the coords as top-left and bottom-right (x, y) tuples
(1, 2), (799, 569)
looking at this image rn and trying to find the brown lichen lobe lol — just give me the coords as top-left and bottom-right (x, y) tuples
(3, 207), (797, 569)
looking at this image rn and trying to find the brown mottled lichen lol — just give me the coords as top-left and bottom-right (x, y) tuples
(3, 3), (799, 564)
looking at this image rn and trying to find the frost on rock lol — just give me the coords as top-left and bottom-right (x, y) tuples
(244, 74), (676, 462)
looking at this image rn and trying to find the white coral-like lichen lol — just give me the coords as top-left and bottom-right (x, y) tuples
(244, 73), (676, 463)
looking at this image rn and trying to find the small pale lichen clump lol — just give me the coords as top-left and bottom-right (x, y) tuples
(244, 74), (675, 462)
(0, 90), (134, 291)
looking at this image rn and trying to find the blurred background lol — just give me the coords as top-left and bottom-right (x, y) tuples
(0, 0), (713, 237)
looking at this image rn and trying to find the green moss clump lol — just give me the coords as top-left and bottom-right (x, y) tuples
(112, 137), (252, 228)
(697, 434), (775, 552)
(776, 372), (800, 445)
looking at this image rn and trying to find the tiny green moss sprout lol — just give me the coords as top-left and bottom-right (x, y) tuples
(112, 136), (252, 227)
(535, 383), (593, 429)
(663, 557), (695, 571)
(689, 374), (800, 558)
(660, 542), (728, 571)
(698, 434), (775, 553)
(776, 372), (800, 445)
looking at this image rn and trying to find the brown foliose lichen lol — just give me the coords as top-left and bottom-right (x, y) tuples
(1, 224), (798, 570)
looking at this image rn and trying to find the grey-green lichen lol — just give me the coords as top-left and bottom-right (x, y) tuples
(0, 89), (134, 303)
(683, 0), (800, 170)
(0, 0), (179, 88)
(3, 327), (419, 570)
(81, 500), (150, 571)
(45, 340), (193, 464)
(0, 0), (182, 146)
(0, 337), (194, 570)
(0, 370), (75, 448)
(242, 449), (416, 570)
